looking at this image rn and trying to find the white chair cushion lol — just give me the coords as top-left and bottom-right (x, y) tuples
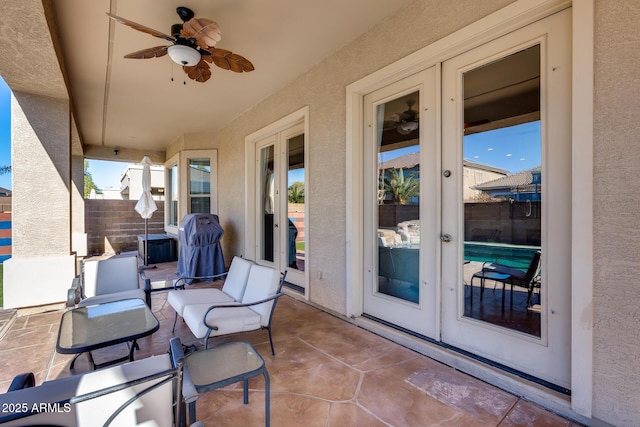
(168, 288), (234, 316)
(220, 257), (254, 302)
(78, 289), (146, 307)
(241, 264), (282, 326)
(0, 354), (173, 427)
(183, 304), (261, 339)
(84, 256), (140, 297)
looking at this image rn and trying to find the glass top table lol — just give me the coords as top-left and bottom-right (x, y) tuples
(56, 298), (159, 370)
(184, 341), (270, 426)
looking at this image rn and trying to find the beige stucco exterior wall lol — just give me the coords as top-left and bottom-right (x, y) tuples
(71, 154), (87, 256)
(205, 0), (513, 313)
(592, 1), (640, 425)
(10, 92), (70, 256)
(3, 91), (76, 308)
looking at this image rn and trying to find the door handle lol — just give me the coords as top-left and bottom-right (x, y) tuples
(440, 234), (452, 243)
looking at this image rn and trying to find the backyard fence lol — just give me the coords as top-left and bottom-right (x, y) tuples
(85, 199), (165, 256)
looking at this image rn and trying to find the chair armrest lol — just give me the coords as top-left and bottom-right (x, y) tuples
(169, 338), (199, 405)
(8, 373), (35, 392)
(173, 272), (229, 288)
(67, 276), (83, 308)
(139, 271), (152, 292)
(203, 293), (284, 330)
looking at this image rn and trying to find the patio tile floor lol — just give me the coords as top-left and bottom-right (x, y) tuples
(0, 260), (580, 426)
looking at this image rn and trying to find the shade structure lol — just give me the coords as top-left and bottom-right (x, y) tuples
(135, 156), (157, 266)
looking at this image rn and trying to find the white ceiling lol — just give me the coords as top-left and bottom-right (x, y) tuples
(48, 0), (412, 156)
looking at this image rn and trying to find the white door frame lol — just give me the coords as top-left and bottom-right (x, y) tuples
(440, 11), (571, 388)
(245, 106), (310, 298)
(362, 69), (439, 339)
(346, 0), (594, 417)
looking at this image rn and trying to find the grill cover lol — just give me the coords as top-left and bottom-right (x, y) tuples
(177, 213), (225, 283)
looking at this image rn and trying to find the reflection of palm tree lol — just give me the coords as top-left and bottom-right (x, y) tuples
(288, 181), (305, 203)
(385, 168), (419, 204)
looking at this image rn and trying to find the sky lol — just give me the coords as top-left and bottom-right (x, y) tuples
(381, 120), (541, 175)
(86, 159), (134, 190)
(0, 77), (11, 190)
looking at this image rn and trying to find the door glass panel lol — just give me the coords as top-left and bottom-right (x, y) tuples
(462, 45), (542, 337)
(259, 145), (276, 263)
(376, 91), (421, 303)
(287, 134), (305, 272)
(167, 164), (179, 227)
(188, 158), (211, 214)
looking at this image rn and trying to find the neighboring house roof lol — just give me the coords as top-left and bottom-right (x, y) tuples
(473, 166), (541, 190)
(0, 187), (11, 197)
(379, 152), (510, 176)
(462, 159), (510, 175)
(379, 152), (420, 170)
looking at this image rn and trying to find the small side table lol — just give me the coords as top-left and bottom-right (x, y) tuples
(185, 341), (270, 426)
(470, 271), (512, 308)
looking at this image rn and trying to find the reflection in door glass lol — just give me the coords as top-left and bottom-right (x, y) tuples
(462, 45), (542, 337)
(287, 134), (305, 272)
(260, 145), (275, 262)
(376, 91), (421, 303)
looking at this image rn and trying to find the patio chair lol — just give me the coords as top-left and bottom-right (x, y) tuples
(181, 264), (287, 355)
(0, 341), (203, 426)
(67, 255), (147, 308)
(471, 250), (541, 307)
(167, 256), (255, 332)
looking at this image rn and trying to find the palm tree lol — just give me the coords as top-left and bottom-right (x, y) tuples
(288, 181), (305, 203)
(384, 168), (419, 204)
(0, 166), (10, 175)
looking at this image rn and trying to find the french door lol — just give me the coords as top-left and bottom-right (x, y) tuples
(363, 9), (571, 388)
(255, 123), (306, 289)
(363, 69), (438, 338)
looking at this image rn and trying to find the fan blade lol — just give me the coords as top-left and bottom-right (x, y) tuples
(183, 59), (212, 82)
(181, 18), (222, 49)
(209, 48), (255, 73)
(106, 13), (175, 42)
(124, 46), (169, 59)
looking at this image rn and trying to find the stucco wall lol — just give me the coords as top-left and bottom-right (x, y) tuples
(592, 1), (640, 425)
(206, 0), (513, 313)
(11, 92), (70, 256)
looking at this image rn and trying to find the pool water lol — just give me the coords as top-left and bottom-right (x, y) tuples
(464, 242), (539, 271)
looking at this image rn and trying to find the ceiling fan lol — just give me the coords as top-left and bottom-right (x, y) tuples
(107, 6), (254, 83)
(386, 99), (419, 135)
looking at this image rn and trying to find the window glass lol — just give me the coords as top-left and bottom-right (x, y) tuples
(167, 164), (179, 226)
(188, 158), (211, 214)
(462, 45), (542, 337)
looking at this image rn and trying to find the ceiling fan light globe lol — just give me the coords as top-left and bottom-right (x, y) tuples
(167, 45), (201, 66)
(398, 121), (419, 133)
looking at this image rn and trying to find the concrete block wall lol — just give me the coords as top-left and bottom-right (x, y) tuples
(288, 203), (305, 241)
(0, 211), (10, 263)
(85, 199), (165, 255)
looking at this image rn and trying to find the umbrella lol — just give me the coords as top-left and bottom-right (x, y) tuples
(135, 156), (157, 267)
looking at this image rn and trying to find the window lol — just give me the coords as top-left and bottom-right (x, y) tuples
(188, 158), (211, 214)
(167, 163), (179, 227)
(164, 150), (217, 234)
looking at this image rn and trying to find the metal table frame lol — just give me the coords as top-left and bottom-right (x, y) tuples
(185, 341), (270, 426)
(56, 298), (159, 370)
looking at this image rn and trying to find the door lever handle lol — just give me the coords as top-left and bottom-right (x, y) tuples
(440, 234), (452, 243)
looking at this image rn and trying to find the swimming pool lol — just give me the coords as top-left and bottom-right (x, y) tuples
(464, 242), (540, 271)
